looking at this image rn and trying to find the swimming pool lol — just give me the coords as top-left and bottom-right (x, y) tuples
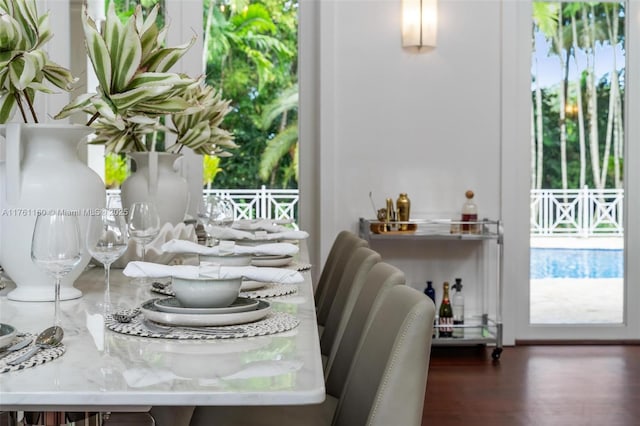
(530, 248), (623, 279)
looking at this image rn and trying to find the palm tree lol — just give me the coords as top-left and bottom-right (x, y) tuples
(259, 84), (298, 186)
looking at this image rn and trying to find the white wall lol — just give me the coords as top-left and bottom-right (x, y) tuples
(306, 0), (508, 338)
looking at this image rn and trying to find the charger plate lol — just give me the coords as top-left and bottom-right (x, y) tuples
(141, 298), (271, 327)
(154, 297), (259, 315)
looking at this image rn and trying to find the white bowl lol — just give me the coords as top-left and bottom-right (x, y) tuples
(199, 253), (253, 266)
(171, 276), (242, 308)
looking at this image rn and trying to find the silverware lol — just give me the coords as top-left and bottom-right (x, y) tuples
(0, 338), (33, 361)
(8, 326), (64, 366)
(141, 318), (243, 336)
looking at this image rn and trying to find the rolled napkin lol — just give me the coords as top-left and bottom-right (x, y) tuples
(232, 219), (293, 233)
(123, 261), (304, 284)
(161, 240), (299, 256)
(207, 225), (309, 241)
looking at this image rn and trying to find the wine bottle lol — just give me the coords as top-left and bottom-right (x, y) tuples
(424, 280), (436, 338)
(438, 281), (453, 338)
(452, 278), (465, 338)
(461, 190), (478, 234)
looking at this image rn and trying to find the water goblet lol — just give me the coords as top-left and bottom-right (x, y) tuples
(31, 213), (83, 328)
(87, 208), (129, 314)
(127, 202), (161, 263)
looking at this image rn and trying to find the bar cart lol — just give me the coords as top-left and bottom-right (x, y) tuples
(359, 217), (504, 360)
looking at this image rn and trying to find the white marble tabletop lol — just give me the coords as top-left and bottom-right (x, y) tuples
(0, 244), (325, 411)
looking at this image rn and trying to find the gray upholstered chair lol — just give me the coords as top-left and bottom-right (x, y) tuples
(319, 246), (381, 368)
(188, 269), (435, 426)
(315, 231), (368, 330)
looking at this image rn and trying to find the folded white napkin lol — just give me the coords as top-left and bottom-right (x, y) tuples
(160, 240), (299, 256)
(123, 261), (304, 284)
(206, 225), (309, 241)
(231, 219), (293, 233)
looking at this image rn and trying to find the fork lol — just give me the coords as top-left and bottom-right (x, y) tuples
(141, 319), (244, 336)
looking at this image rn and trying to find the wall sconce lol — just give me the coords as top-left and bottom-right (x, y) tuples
(402, 0), (438, 48)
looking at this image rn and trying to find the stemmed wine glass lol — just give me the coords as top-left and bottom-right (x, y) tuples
(127, 202), (161, 263)
(31, 213), (83, 328)
(86, 208), (129, 313)
(206, 196), (234, 245)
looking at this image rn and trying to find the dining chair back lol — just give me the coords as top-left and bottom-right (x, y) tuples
(332, 285), (436, 426)
(319, 247), (381, 363)
(315, 231), (368, 326)
(323, 262), (404, 396)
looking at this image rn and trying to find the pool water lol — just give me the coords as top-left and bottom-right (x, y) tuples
(530, 248), (623, 279)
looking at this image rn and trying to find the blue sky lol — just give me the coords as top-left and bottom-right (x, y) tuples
(533, 31), (625, 89)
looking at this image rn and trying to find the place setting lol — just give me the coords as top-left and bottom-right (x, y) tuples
(105, 262), (303, 340)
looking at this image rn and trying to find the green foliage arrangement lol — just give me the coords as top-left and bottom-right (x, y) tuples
(0, 0), (76, 123)
(55, 2), (236, 156)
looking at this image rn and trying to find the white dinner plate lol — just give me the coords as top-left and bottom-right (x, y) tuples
(241, 280), (267, 291)
(141, 298), (271, 327)
(153, 297), (259, 315)
(0, 323), (16, 348)
(251, 255), (293, 267)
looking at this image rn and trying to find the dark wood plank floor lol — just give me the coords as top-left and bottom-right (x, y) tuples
(423, 345), (640, 426)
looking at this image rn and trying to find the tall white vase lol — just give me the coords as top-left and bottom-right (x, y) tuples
(0, 124), (106, 302)
(120, 152), (189, 226)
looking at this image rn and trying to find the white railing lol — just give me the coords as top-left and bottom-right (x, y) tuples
(107, 186), (299, 222)
(108, 186), (623, 236)
(530, 187), (624, 236)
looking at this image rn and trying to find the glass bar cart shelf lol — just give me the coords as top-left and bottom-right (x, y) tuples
(359, 217), (504, 360)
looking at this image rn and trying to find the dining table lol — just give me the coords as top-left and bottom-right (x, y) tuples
(0, 242), (325, 418)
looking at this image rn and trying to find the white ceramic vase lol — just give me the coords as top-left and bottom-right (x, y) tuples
(0, 123), (106, 301)
(120, 152), (189, 226)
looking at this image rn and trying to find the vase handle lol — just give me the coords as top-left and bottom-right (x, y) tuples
(5, 123), (22, 204)
(148, 151), (158, 195)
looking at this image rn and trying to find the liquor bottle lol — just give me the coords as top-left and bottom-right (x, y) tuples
(452, 278), (465, 338)
(396, 193), (411, 230)
(423, 280), (436, 305)
(438, 281), (453, 338)
(424, 280), (436, 338)
(461, 190), (478, 234)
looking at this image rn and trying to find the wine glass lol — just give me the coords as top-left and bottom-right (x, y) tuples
(127, 202), (161, 263)
(87, 208), (129, 313)
(31, 213), (83, 328)
(208, 196), (234, 227)
(206, 196), (234, 245)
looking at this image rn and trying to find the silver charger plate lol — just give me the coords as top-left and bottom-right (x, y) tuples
(141, 298), (271, 326)
(153, 297), (259, 315)
(251, 255), (293, 267)
(0, 323), (16, 348)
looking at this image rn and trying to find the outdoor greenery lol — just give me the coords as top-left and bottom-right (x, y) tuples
(532, 2), (624, 191)
(105, 0), (298, 190)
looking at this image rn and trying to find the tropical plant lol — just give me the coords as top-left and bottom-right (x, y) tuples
(55, 2), (236, 156)
(0, 0), (76, 123)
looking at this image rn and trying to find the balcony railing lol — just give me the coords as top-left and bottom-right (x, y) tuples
(108, 186), (623, 236)
(107, 186), (299, 222)
(530, 187), (623, 236)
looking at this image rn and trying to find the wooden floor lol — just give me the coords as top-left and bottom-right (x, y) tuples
(423, 345), (640, 426)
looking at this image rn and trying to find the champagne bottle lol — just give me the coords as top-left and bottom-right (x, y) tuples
(438, 281), (453, 338)
(452, 278), (465, 338)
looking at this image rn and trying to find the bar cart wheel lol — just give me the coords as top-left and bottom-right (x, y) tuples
(491, 347), (503, 360)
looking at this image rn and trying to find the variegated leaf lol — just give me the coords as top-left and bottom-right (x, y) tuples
(112, 16), (142, 93)
(128, 72), (194, 89)
(82, 4), (111, 94)
(9, 56), (35, 90)
(0, 91), (16, 123)
(43, 62), (77, 91)
(135, 97), (192, 114)
(54, 93), (94, 119)
(143, 38), (195, 73)
(110, 85), (173, 110)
